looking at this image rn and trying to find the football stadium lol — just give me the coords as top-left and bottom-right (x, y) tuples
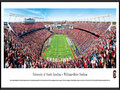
(4, 9), (116, 68)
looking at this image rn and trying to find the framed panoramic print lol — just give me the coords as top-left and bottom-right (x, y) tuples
(1, 1), (119, 89)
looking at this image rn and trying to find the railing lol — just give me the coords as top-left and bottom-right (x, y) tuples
(18, 27), (46, 37)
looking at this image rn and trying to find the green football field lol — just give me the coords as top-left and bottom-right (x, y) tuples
(42, 34), (76, 60)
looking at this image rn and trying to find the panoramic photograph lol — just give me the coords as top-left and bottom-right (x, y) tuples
(4, 8), (116, 68)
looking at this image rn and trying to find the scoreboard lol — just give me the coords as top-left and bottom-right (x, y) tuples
(24, 18), (35, 24)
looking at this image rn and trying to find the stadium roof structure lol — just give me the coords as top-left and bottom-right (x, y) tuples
(78, 14), (112, 23)
(8, 13), (44, 23)
(8, 12), (113, 24)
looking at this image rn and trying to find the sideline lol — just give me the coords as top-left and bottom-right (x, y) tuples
(42, 47), (48, 58)
(69, 46), (76, 59)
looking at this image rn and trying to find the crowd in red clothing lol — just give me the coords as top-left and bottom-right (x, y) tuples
(9, 22), (44, 35)
(4, 28), (25, 68)
(20, 29), (52, 59)
(4, 22), (116, 68)
(74, 22), (111, 35)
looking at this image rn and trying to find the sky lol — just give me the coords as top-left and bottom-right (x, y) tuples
(4, 8), (116, 22)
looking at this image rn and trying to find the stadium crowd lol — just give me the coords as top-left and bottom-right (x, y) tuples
(74, 22), (111, 35)
(9, 22), (44, 35)
(4, 22), (116, 68)
(4, 28), (25, 68)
